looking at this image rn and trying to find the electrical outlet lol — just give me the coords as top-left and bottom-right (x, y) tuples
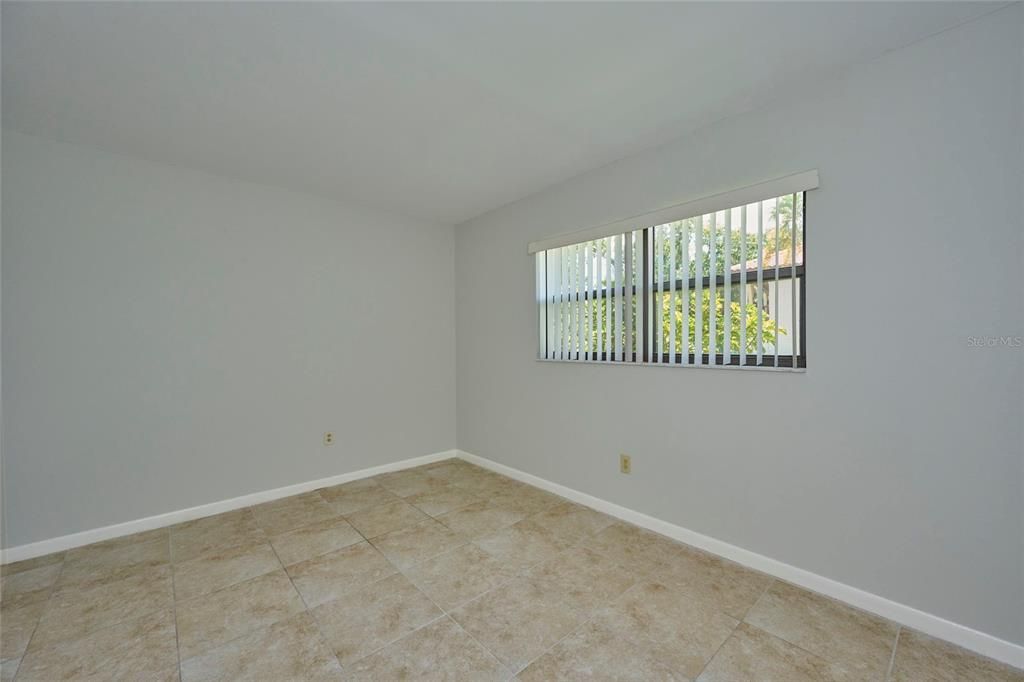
(323, 432), (335, 446)
(620, 453), (632, 474)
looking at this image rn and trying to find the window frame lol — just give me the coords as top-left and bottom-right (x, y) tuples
(537, 193), (807, 370)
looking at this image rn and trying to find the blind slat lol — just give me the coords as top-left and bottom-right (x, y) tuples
(544, 252), (552, 359)
(655, 225), (663, 362)
(682, 219), (690, 365)
(635, 231), (642, 362)
(695, 215), (704, 366)
(756, 202), (764, 365)
(709, 212), (717, 365)
(624, 233), (633, 362)
(604, 238), (612, 361)
(615, 234), (624, 362)
(724, 209), (732, 364)
(540, 252), (547, 359)
(773, 198), (780, 368)
(739, 205), (748, 366)
(596, 241), (603, 361)
(576, 243), (584, 360)
(791, 193), (798, 367)
(561, 246), (569, 358)
(571, 243), (577, 359)
(584, 242), (592, 360)
(669, 223), (677, 364)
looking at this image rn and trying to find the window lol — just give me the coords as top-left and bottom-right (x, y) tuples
(532, 174), (813, 370)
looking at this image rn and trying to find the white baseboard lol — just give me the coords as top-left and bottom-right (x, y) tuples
(0, 449), (456, 565)
(455, 450), (1024, 670)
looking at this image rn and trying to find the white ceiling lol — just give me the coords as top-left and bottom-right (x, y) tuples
(2, 2), (1002, 225)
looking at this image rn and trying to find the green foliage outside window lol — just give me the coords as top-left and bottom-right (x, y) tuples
(578, 195), (798, 354)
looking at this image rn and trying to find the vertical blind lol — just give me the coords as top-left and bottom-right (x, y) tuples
(535, 191), (806, 370)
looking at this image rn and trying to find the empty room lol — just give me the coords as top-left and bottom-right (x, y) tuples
(1, 1), (1022, 680)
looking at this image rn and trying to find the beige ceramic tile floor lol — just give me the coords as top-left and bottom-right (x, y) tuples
(1, 458), (1021, 681)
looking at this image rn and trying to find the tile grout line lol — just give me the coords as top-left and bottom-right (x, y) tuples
(191, 564), (385, 669)
(437, 614), (515, 682)
(321, 520), (506, 678)
(282, 477), (489, 672)
(484, 524), (677, 677)
(392, 579), (512, 680)
(168, 532), (183, 682)
(739, 578), (775, 623)
(10, 555), (69, 682)
(886, 626), (902, 681)
(515, 523), (781, 679)
(174, 501), (350, 671)
(11, 537), (178, 679)
(320, 548), (512, 679)
(336, 610), (452, 674)
(257, 504), (347, 676)
(691, 576), (778, 680)
(441, 524), (624, 677)
(560, 561), (679, 675)
(315, 470), (572, 677)
(740, 580), (897, 680)
(694, 621), (742, 680)
(171, 508), (264, 566)
(313, 486), (374, 546)
(499, 533), (619, 674)
(391, 550), (517, 680)
(508, 585), (605, 677)
(444, 497), (662, 675)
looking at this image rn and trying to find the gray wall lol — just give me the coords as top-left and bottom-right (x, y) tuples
(455, 7), (1023, 645)
(1, 130), (456, 547)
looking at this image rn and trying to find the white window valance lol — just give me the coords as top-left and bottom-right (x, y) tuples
(527, 170), (819, 254)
